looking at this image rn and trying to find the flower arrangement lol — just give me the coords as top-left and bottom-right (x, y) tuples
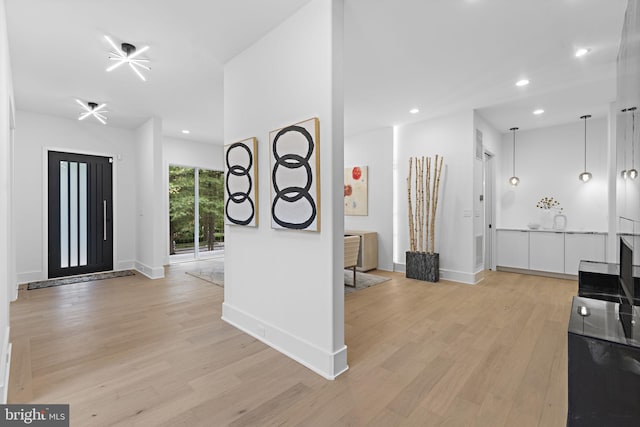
(536, 196), (563, 212)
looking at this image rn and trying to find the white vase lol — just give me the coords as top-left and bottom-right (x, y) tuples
(540, 210), (553, 229)
(553, 214), (567, 230)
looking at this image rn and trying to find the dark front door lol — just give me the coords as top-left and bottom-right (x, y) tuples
(48, 151), (113, 278)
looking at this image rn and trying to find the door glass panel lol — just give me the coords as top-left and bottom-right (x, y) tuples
(60, 161), (69, 268)
(79, 163), (88, 266)
(169, 166), (195, 258)
(199, 169), (224, 255)
(70, 162), (78, 267)
(169, 166), (225, 261)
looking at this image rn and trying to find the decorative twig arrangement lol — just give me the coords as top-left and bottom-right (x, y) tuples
(407, 155), (444, 254)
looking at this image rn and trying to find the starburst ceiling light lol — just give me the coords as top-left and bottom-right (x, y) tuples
(104, 35), (150, 81)
(75, 99), (108, 125)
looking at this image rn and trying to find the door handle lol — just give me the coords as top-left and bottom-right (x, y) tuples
(103, 200), (107, 241)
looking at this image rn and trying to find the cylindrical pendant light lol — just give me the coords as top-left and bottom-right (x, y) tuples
(509, 127), (520, 186)
(621, 108), (628, 179)
(628, 107), (638, 180)
(578, 115), (592, 182)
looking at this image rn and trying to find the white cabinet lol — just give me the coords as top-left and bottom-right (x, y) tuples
(497, 230), (529, 269)
(564, 233), (606, 275)
(496, 229), (607, 276)
(529, 232), (565, 274)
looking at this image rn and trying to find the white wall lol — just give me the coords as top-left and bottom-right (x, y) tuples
(134, 117), (165, 278)
(497, 118), (609, 232)
(608, 103), (618, 262)
(344, 127), (393, 271)
(0, 0), (14, 403)
(13, 111), (138, 282)
(394, 110), (477, 283)
(223, 0), (346, 379)
(475, 114), (503, 156)
(162, 137), (223, 263)
(163, 137), (223, 171)
(616, 0), (640, 265)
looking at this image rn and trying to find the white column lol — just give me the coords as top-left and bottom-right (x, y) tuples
(222, 0), (346, 379)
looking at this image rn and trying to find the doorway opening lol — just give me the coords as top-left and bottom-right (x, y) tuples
(483, 151), (495, 270)
(169, 165), (224, 262)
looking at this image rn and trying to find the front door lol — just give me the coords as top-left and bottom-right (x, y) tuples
(48, 151), (113, 278)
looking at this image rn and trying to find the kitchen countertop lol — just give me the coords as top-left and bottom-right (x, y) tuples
(496, 228), (607, 234)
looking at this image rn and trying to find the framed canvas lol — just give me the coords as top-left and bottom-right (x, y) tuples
(344, 165), (368, 216)
(270, 117), (320, 232)
(224, 137), (258, 227)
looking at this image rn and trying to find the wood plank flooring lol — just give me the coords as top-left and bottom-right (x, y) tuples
(8, 263), (576, 426)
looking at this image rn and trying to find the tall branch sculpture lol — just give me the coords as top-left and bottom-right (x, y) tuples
(407, 155), (444, 254)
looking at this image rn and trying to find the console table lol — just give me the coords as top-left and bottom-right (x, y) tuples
(344, 230), (377, 271)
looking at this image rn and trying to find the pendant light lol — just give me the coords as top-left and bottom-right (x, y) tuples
(508, 127), (520, 186)
(628, 107), (638, 180)
(621, 108), (628, 179)
(578, 115), (592, 182)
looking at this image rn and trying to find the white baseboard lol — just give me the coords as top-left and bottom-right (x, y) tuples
(135, 261), (165, 279)
(393, 263), (478, 284)
(496, 266), (577, 281)
(438, 268), (478, 284)
(17, 271), (43, 285)
(0, 327), (11, 404)
(222, 302), (348, 380)
(473, 269), (486, 284)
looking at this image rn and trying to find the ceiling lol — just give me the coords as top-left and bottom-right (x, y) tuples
(5, 0), (628, 143)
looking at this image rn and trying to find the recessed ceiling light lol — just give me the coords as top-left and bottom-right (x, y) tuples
(105, 35), (151, 81)
(516, 79), (530, 87)
(409, 108), (420, 114)
(575, 48), (590, 57)
(75, 99), (108, 124)
(182, 130), (190, 134)
(533, 109), (545, 115)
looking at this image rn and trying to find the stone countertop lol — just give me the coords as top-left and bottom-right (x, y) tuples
(496, 228), (607, 234)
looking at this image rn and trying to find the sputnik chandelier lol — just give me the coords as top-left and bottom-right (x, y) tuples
(75, 99), (108, 124)
(104, 35), (150, 81)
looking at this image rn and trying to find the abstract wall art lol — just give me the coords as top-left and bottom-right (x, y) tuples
(344, 165), (368, 216)
(224, 137), (258, 227)
(270, 117), (320, 232)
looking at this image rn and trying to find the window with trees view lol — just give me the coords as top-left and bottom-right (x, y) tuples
(169, 166), (224, 259)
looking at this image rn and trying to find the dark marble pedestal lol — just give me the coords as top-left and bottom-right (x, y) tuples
(567, 296), (640, 426)
(405, 251), (439, 282)
(578, 260), (640, 304)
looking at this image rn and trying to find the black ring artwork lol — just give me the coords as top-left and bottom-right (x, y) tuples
(271, 125), (317, 230)
(225, 142), (255, 226)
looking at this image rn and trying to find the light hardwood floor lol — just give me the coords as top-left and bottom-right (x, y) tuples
(9, 263), (576, 426)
